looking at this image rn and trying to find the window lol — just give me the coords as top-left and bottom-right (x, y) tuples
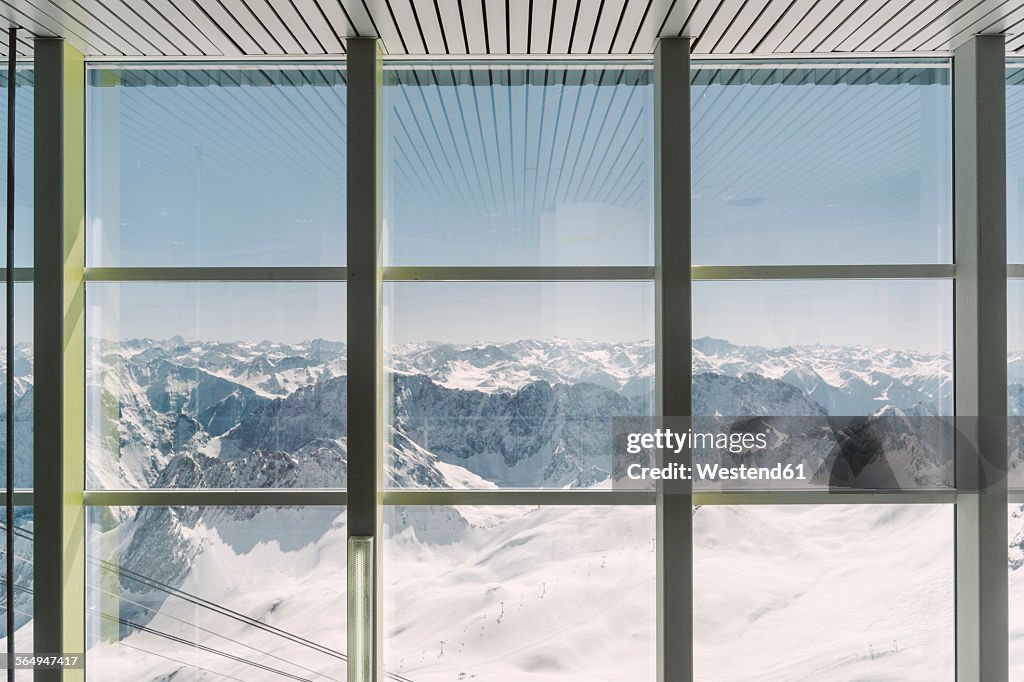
(84, 65), (347, 675)
(692, 63), (951, 266)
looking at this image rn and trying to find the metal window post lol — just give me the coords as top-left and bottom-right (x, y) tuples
(654, 36), (693, 682)
(952, 33), (1009, 682)
(346, 37), (383, 682)
(33, 38), (86, 682)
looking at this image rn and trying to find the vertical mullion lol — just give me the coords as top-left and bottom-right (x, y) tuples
(952, 34), (1008, 682)
(346, 36), (383, 682)
(33, 38), (86, 682)
(654, 37), (692, 682)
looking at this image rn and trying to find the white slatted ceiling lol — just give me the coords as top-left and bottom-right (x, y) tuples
(2, 0), (1024, 56)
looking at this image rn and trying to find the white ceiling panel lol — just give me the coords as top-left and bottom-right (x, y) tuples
(2, 0), (1024, 57)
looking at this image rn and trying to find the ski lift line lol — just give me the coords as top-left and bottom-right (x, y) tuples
(2, 552), (346, 682)
(117, 640), (253, 682)
(3, 525), (419, 682)
(89, 583), (344, 682)
(98, 612), (316, 682)
(100, 559), (348, 661)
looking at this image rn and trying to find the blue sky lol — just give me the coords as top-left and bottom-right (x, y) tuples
(0, 64), (997, 351)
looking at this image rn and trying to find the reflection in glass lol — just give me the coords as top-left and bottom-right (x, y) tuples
(1008, 67), (1024, 262)
(1011, 280), (1024, 488)
(0, 285), (32, 489)
(1012, 504), (1024, 676)
(384, 505), (655, 681)
(692, 64), (951, 265)
(384, 282), (653, 488)
(692, 279), (953, 489)
(86, 505), (346, 681)
(85, 282), (346, 489)
(385, 66), (653, 266)
(0, 507), (32, 682)
(87, 67), (346, 266)
(695, 504), (954, 680)
(0, 66), (33, 267)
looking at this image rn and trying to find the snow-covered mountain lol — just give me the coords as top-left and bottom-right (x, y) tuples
(3, 336), (1019, 680)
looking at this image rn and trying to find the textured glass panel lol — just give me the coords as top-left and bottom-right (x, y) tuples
(1011, 280), (1024, 489)
(0, 284), (31, 489)
(0, 67), (32, 268)
(692, 64), (951, 265)
(384, 505), (655, 681)
(86, 505), (346, 681)
(85, 282), (346, 489)
(1012, 504), (1024, 676)
(384, 281), (653, 488)
(0, 507), (32, 682)
(86, 67), (346, 266)
(692, 279), (953, 489)
(1008, 67), (1024, 263)
(384, 66), (653, 266)
(695, 504), (954, 680)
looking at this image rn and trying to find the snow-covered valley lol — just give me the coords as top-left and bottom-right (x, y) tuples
(0, 336), (1019, 679)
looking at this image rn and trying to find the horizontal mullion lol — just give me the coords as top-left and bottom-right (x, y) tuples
(85, 266), (348, 282)
(1011, 490), (1024, 504)
(693, 264), (955, 280)
(382, 489), (657, 505)
(0, 268), (34, 282)
(383, 266), (655, 281)
(1009, 264), (1024, 278)
(693, 490), (958, 505)
(84, 489), (348, 506)
(0, 491), (34, 506)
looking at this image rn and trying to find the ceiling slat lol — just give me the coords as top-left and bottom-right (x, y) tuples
(213, 0), (281, 53)
(570, 0), (603, 53)
(508, 0), (529, 53)
(913, 1), (1012, 52)
(589, 0), (629, 53)
(867, 0), (962, 53)
(774, 0), (845, 54)
(435, 0), (469, 53)
(289, 0), (346, 53)
(0, 0), (118, 55)
(530, 0), (556, 53)
(408, 0), (447, 53)
(832, 0), (918, 53)
(715, 0), (778, 54)
(482, 0), (508, 53)
(147, 0), (223, 55)
(74, 0), (173, 55)
(691, 0), (746, 54)
(549, 0), (580, 53)
(2, 0), (1024, 57)
(270, 0), (332, 52)
(459, 0), (488, 53)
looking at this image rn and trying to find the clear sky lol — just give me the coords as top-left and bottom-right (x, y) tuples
(0, 64), (989, 351)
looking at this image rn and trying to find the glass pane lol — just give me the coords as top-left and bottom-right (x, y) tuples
(692, 279), (953, 489)
(86, 505), (346, 681)
(86, 282), (346, 489)
(384, 66), (653, 266)
(384, 505), (655, 681)
(695, 504), (954, 680)
(0, 66), (32, 268)
(1008, 67), (1024, 263)
(693, 64), (951, 265)
(1012, 503), (1023, 676)
(384, 282), (653, 488)
(0, 507), (33, 681)
(0, 284), (32, 489)
(1011, 280), (1024, 489)
(87, 67), (346, 266)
